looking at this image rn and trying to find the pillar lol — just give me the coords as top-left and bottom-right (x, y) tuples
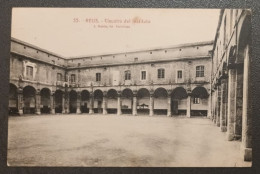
(186, 94), (191, 117)
(50, 91), (55, 114)
(62, 92), (65, 114)
(17, 88), (23, 115)
(220, 78), (228, 132)
(167, 96), (171, 117)
(117, 91), (122, 115)
(234, 67), (244, 139)
(132, 91), (137, 116)
(207, 91), (212, 119)
(227, 68), (236, 141)
(216, 85), (221, 127)
(35, 90), (41, 115)
(211, 90), (215, 122)
(241, 45), (252, 161)
(76, 92), (81, 114)
(89, 92), (94, 114)
(65, 92), (69, 114)
(103, 92), (107, 115)
(149, 93), (154, 116)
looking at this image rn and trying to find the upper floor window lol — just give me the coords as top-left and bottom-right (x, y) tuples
(196, 66), (204, 77)
(141, 71), (146, 80)
(26, 66), (33, 78)
(158, 68), (165, 79)
(125, 70), (131, 80)
(96, 73), (101, 82)
(194, 97), (200, 104)
(177, 70), (182, 79)
(57, 73), (62, 81)
(70, 74), (76, 83)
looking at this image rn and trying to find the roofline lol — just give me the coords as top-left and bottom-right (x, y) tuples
(212, 9), (224, 52)
(11, 37), (66, 59)
(66, 40), (214, 60)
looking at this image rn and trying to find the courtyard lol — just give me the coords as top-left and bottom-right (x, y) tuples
(7, 114), (251, 167)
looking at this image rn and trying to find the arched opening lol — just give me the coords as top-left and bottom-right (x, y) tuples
(55, 90), (63, 113)
(121, 88), (133, 114)
(81, 90), (90, 113)
(171, 87), (188, 116)
(69, 90), (77, 113)
(23, 86), (36, 114)
(107, 89), (118, 114)
(94, 90), (103, 113)
(137, 88), (150, 115)
(40, 88), (51, 114)
(191, 86), (209, 116)
(154, 88), (168, 115)
(9, 83), (18, 115)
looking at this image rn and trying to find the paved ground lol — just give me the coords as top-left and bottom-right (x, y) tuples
(7, 114), (252, 167)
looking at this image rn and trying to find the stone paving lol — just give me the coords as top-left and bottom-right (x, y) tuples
(7, 114), (252, 167)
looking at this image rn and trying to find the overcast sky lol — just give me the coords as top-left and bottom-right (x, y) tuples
(12, 8), (220, 58)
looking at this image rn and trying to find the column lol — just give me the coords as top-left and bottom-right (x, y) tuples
(216, 85), (221, 127)
(241, 45), (252, 161)
(76, 92), (81, 114)
(167, 96), (171, 117)
(35, 90), (41, 115)
(65, 92), (69, 114)
(234, 67), (243, 139)
(211, 90), (215, 122)
(117, 91), (122, 115)
(103, 92), (107, 115)
(149, 93), (154, 116)
(227, 68), (236, 141)
(89, 93), (94, 114)
(220, 78), (228, 132)
(132, 94), (137, 116)
(62, 92), (65, 114)
(50, 91), (55, 114)
(213, 90), (217, 123)
(186, 94), (191, 118)
(207, 90), (212, 119)
(17, 88), (23, 115)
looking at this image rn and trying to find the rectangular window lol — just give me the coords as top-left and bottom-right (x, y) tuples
(194, 97), (200, 104)
(177, 70), (182, 79)
(96, 73), (101, 82)
(196, 66), (204, 77)
(125, 70), (131, 80)
(57, 73), (62, 81)
(141, 71), (146, 80)
(158, 68), (165, 79)
(71, 74), (76, 83)
(26, 66), (33, 78)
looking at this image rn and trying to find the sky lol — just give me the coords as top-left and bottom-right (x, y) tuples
(11, 8), (220, 58)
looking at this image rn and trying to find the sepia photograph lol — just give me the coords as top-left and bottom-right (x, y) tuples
(7, 8), (252, 167)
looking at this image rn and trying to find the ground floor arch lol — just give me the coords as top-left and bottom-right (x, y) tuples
(106, 89), (118, 114)
(9, 83), (18, 115)
(94, 89), (103, 113)
(81, 90), (90, 113)
(171, 87), (188, 116)
(121, 88), (133, 114)
(69, 90), (77, 113)
(137, 88), (150, 115)
(154, 87), (168, 115)
(55, 90), (63, 113)
(23, 86), (36, 114)
(191, 86), (209, 116)
(40, 88), (51, 114)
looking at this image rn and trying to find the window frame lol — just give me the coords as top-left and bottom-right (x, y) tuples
(26, 65), (33, 78)
(157, 68), (165, 79)
(141, 70), (147, 80)
(96, 72), (101, 82)
(177, 70), (182, 79)
(124, 70), (131, 80)
(57, 73), (62, 81)
(193, 97), (200, 104)
(70, 74), (76, 83)
(196, 65), (205, 77)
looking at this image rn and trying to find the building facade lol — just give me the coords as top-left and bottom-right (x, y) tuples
(9, 38), (212, 118)
(210, 9), (252, 161)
